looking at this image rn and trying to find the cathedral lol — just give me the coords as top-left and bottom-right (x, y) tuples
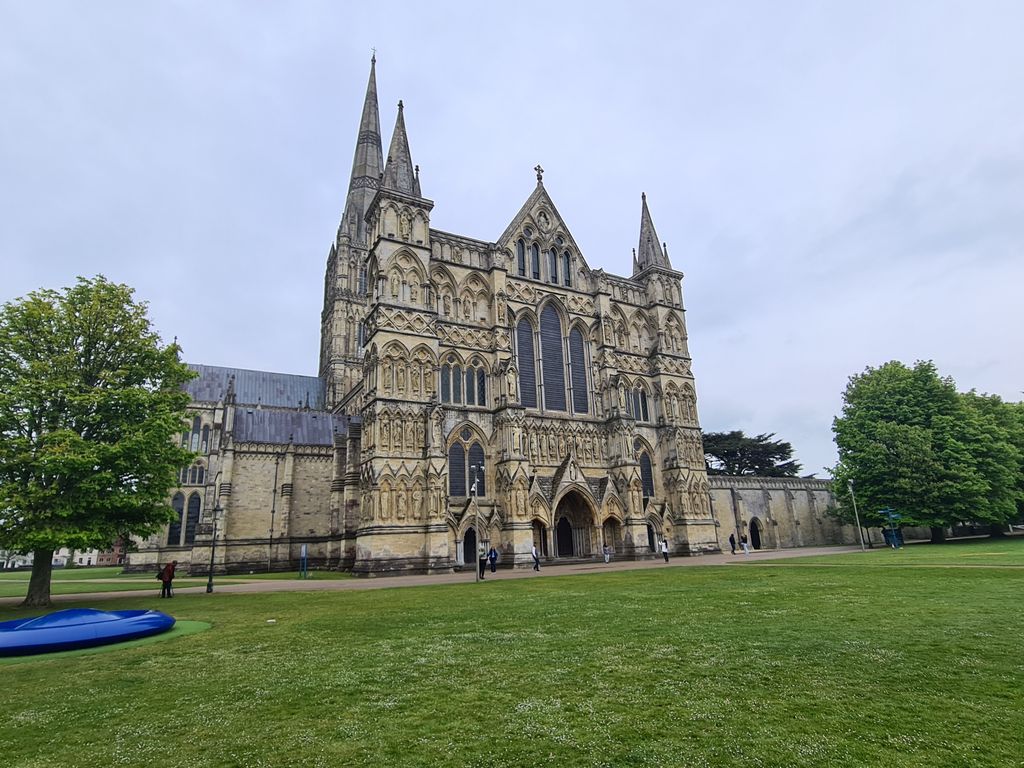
(131, 59), (850, 576)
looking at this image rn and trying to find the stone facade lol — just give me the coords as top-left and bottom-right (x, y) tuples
(130, 58), (860, 576)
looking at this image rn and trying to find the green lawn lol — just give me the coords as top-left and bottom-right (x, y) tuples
(777, 535), (1024, 567)
(0, 566), (128, 580)
(0, 567), (350, 598)
(2, 543), (1022, 767)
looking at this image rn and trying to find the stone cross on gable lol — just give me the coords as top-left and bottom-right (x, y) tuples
(534, 164), (544, 182)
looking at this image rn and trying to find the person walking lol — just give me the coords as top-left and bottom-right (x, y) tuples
(740, 534), (750, 556)
(660, 539), (669, 563)
(603, 543), (611, 564)
(531, 544), (540, 571)
(488, 546), (498, 574)
(158, 560), (177, 598)
(728, 533), (736, 555)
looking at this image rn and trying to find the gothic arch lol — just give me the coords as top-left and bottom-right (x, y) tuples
(511, 305), (539, 328)
(431, 264), (458, 317)
(602, 495), (625, 524)
(663, 312), (685, 353)
(536, 295), (569, 326)
(629, 308), (655, 354)
(552, 484), (598, 525)
(567, 317), (597, 342)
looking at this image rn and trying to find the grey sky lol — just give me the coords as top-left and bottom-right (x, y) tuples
(3, 1), (1022, 476)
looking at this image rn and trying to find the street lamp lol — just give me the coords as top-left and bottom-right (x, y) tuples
(847, 479), (866, 552)
(206, 503), (223, 593)
(471, 463), (482, 583)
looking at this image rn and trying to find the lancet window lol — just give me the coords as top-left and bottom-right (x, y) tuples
(168, 493), (184, 545)
(627, 384), (650, 422)
(515, 304), (590, 415)
(184, 493), (202, 545)
(440, 357), (487, 406)
(448, 428), (486, 497)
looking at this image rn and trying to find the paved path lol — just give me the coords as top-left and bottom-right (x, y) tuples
(0, 546), (864, 606)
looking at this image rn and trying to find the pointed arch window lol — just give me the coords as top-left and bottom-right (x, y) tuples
(627, 385), (650, 422)
(184, 493), (202, 545)
(468, 442), (486, 496)
(530, 244), (540, 280)
(448, 431), (485, 498)
(452, 365), (463, 403)
(639, 451), (654, 502)
(441, 363), (451, 403)
(201, 426), (210, 453)
(448, 442), (466, 496)
(568, 328), (589, 414)
(548, 248), (558, 284)
(539, 305), (566, 411)
(517, 239), (526, 277)
(477, 369), (486, 406)
(189, 416), (201, 452)
(516, 318), (537, 408)
(168, 493), (184, 546)
(562, 251), (572, 286)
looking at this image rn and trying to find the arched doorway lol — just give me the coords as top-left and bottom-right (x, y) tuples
(556, 517), (573, 557)
(463, 527), (477, 565)
(646, 523), (656, 552)
(602, 518), (622, 552)
(532, 520), (548, 557)
(749, 518), (763, 550)
(552, 490), (595, 558)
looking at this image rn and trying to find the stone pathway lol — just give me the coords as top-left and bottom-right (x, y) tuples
(0, 545), (864, 606)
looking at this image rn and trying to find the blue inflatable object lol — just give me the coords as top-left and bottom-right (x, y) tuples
(0, 608), (176, 657)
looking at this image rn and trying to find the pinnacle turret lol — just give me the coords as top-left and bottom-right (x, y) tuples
(634, 192), (671, 272)
(381, 100), (421, 197)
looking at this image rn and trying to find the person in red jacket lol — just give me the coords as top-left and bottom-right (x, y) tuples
(158, 560), (177, 598)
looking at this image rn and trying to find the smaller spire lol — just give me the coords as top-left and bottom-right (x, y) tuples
(381, 100), (420, 196)
(635, 192), (671, 272)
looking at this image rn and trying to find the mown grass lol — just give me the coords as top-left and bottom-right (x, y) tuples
(0, 567), (350, 598)
(0, 566), (128, 581)
(776, 535), (1024, 567)
(1, 546), (1022, 768)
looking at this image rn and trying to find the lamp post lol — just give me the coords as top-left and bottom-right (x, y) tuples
(471, 463), (481, 583)
(847, 479), (866, 552)
(206, 503), (223, 593)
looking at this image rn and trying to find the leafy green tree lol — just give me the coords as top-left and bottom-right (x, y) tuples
(702, 430), (801, 476)
(959, 392), (1024, 534)
(0, 277), (194, 606)
(831, 361), (1020, 543)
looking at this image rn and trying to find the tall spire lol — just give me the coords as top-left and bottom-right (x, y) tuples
(381, 100), (421, 197)
(339, 56), (383, 244)
(635, 192), (670, 272)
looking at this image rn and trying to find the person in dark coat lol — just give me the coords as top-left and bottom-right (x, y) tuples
(728, 533), (736, 555)
(159, 560), (177, 598)
(488, 547), (498, 573)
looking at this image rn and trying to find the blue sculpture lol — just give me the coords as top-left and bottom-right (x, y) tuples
(0, 608), (175, 656)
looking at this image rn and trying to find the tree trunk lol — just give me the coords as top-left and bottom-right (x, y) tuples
(22, 549), (55, 608)
(929, 526), (947, 544)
